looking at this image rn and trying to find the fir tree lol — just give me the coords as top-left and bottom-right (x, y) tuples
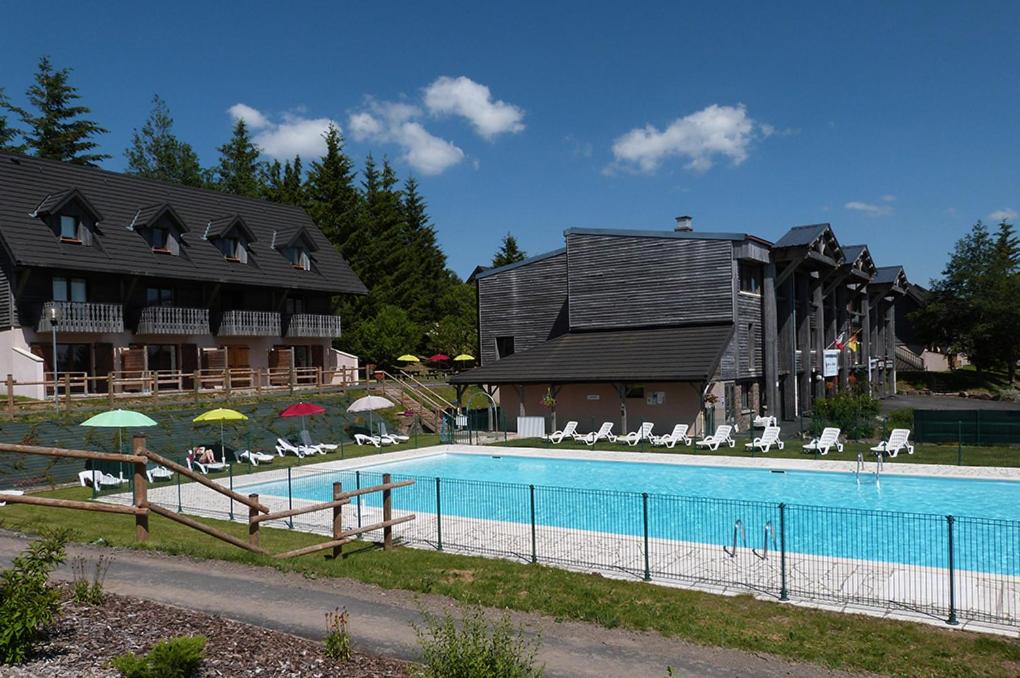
(15, 56), (109, 165)
(306, 125), (360, 250)
(125, 95), (203, 186)
(0, 88), (25, 153)
(214, 119), (263, 197)
(394, 176), (449, 324)
(492, 232), (526, 267)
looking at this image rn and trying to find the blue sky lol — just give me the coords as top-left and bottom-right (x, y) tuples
(2, 1), (1018, 283)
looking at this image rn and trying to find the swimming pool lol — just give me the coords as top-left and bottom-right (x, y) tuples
(241, 452), (1020, 575)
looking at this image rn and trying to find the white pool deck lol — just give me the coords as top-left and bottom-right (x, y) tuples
(102, 444), (1020, 637)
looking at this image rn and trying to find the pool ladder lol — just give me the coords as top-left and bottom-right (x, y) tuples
(723, 519), (746, 557)
(724, 518), (776, 559)
(855, 451), (883, 482)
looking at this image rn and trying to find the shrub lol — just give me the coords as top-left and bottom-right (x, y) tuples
(71, 554), (111, 606)
(112, 635), (206, 678)
(415, 605), (542, 678)
(887, 408), (914, 431)
(324, 607), (352, 661)
(810, 391), (881, 440)
(0, 532), (67, 665)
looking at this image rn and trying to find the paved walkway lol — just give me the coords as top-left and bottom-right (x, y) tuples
(0, 531), (860, 678)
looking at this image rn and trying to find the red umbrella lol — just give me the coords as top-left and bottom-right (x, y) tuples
(428, 353), (451, 363)
(280, 402), (327, 432)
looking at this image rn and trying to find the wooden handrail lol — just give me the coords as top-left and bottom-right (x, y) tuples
(252, 497), (351, 524)
(336, 479), (415, 500)
(273, 515), (415, 559)
(141, 449), (270, 513)
(0, 493), (146, 515)
(148, 503), (268, 555)
(0, 443), (147, 465)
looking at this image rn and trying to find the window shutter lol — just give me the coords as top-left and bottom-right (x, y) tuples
(167, 232), (180, 255)
(238, 243), (248, 264)
(80, 224), (93, 246)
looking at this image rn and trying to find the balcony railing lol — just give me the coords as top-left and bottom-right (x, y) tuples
(37, 301), (124, 333)
(137, 306), (210, 335)
(218, 310), (281, 337)
(285, 313), (342, 338)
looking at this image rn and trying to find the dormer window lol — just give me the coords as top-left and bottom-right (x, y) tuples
(205, 214), (255, 265)
(60, 215), (81, 242)
(130, 203), (188, 256)
(273, 226), (318, 272)
(32, 188), (102, 247)
(217, 237), (247, 262)
(148, 226), (169, 251)
(286, 245), (311, 271)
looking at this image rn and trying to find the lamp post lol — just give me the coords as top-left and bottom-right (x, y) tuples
(46, 304), (63, 413)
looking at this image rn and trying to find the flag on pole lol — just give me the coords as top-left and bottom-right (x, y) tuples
(847, 336), (859, 352)
(834, 332), (846, 350)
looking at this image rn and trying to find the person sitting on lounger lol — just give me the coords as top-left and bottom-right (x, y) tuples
(194, 446), (216, 465)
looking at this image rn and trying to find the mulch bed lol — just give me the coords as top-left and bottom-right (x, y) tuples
(1, 587), (411, 677)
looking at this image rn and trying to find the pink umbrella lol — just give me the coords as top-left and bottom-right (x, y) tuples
(279, 402), (327, 431)
(427, 353), (450, 363)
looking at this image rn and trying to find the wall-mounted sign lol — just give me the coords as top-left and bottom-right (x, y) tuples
(646, 391), (666, 405)
(586, 394), (600, 401)
(823, 349), (840, 378)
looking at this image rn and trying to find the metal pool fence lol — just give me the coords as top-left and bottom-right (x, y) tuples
(141, 464), (1020, 629)
(913, 409), (1020, 446)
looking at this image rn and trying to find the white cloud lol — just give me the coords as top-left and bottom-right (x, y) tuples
(227, 103), (339, 160)
(424, 76), (525, 140)
(608, 104), (760, 173)
(227, 103), (270, 130)
(845, 200), (893, 216)
(348, 99), (464, 175)
(989, 208), (1018, 222)
(881, 194), (896, 202)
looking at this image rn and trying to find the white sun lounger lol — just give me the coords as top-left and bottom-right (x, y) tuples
(695, 425), (735, 451)
(803, 427), (844, 455)
(871, 428), (915, 457)
(275, 437), (312, 458)
(753, 414), (778, 428)
(746, 425), (784, 453)
(651, 424), (692, 448)
(78, 470), (127, 488)
(545, 420), (579, 444)
(146, 464), (174, 482)
(354, 433), (392, 447)
(581, 422), (616, 446)
(379, 423), (409, 443)
(298, 430), (335, 453)
(185, 449), (229, 474)
(622, 422), (655, 446)
(0, 489), (24, 507)
(235, 449), (276, 465)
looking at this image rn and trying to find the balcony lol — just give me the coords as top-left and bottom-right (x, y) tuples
(137, 306), (210, 335)
(285, 313), (342, 338)
(37, 301), (124, 333)
(218, 310), (281, 337)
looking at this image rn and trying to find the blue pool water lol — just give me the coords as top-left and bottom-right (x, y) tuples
(242, 453), (1020, 574)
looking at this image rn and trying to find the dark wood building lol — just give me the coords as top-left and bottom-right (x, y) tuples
(0, 153), (366, 397)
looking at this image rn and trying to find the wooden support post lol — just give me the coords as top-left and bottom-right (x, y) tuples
(248, 493), (260, 547)
(108, 374), (115, 406)
(132, 434), (149, 543)
(63, 372), (71, 406)
(862, 291), (872, 394)
(6, 374), (13, 416)
(289, 365), (296, 393)
(382, 473), (393, 550)
(763, 262), (779, 418)
(224, 368), (231, 394)
(193, 370), (200, 401)
(812, 275), (825, 402)
(331, 482), (343, 559)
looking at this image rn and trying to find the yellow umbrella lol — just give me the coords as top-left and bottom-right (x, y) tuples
(398, 354), (420, 362)
(193, 408), (248, 457)
(453, 354), (475, 362)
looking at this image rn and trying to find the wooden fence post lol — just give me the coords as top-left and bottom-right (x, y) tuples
(316, 366), (323, 391)
(248, 493), (260, 547)
(332, 482), (343, 559)
(256, 368), (263, 393)
(107, 374), (114, 407)
(224, 369), (231, 394)
(289, 365), (295, 393)
(6, 374), (13, 416)
(382, 473), (393, 550)
(63, 372), (71, 406)
(193, 370), (200, 402)
(132, 434), (149, 543)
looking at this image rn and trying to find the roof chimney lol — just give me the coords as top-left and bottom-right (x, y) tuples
(674, 215), (693, 232)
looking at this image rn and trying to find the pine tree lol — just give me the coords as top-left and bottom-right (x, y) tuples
(282, 155), (305, 205)
(0, 88), (25, 153)
(394, 176), (449, 324)
(214, 119), (263, 197)
(306, 125), (360, 250)
(492, 232), (526, 267)
(15, 56), (109, 165)
(125, 95), (203, 186)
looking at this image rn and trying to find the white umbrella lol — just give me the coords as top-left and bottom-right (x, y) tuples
(347, 395), (396, 435)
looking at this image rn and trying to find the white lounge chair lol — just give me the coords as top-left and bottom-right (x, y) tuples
(275, 437), (311, 458)
(354, 433), (392, 447)
(695, 425), (735, 451)
(298, 430), (335, 453)
(545, 420), (579, 444)
(581, 422), (616, 446)
(146, 464), (174, 482)
(871, 428), (915, 458)
(803, 427), (844, 455)
(235, 449), (276, 466)
(622, 422), (654, 447)
(651, 424), (692, 448)
(753, 414), (777, 428)
(379, 422), (409, 443)
(0, 489), (24, 507)
(746, 425), (784, 453)
(78, 470), (127, 488)
(185, 449), (229, 474)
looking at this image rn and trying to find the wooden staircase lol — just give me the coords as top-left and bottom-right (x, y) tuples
(375, 370), (455, 433)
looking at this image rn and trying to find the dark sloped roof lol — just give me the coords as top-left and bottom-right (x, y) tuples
(131, 202), (189, 232)
(0, 153), (366, 294)
(450, 323), (734, 384)
(774, 223), (829, 248)
(31, 187), (104, 222)
(204, 214), (258, 242)
(872, 265), (906, 285)
(841, 244), (866, 260)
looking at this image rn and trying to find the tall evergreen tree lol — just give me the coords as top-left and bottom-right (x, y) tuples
(492, 232), (526, 267)
(393, 176), (449, 324)
(306, 125), (360, 250)
(15, 56), (109, 165)
(0, 88), (25, 153)
(262, 155), (305, 205)
(125, 95), (203, 186)
(214, 119), (263, 197)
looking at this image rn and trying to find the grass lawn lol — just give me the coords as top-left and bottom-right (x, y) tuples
(495, 436), (1020, 468)
(1, 487), (1018, 677)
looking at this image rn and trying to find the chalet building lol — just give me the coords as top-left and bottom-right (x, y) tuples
(451, 217), (909, 434)
(0, 153), (366, 399)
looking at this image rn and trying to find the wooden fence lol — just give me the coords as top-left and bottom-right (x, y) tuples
(0, 435), (415, 559)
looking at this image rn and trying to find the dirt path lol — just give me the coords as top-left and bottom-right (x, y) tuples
(0, 531), (863, 677)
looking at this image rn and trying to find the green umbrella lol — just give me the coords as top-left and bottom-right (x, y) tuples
(80, 409), (158, 478)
